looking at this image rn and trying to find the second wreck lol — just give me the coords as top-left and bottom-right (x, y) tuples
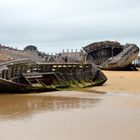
(54, 41), (139, 70)
(83, 41), (139, 70)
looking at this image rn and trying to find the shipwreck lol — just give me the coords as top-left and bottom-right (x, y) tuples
(0, 59), (107, 93)
(83, 41), (139, 70)
(54, 41), (139, 70)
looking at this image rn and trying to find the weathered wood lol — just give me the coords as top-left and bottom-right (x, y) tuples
(83, 41), (139, 70)
(0, 59), (107, 93)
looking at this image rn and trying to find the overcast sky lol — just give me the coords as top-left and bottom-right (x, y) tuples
(0, 0), (140, 53)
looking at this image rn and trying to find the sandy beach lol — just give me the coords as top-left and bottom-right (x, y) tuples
(0, 70), (140, 140)
(93, 69), (140, 94)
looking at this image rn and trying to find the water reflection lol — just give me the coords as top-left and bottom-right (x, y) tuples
(0, 94), (100, 120)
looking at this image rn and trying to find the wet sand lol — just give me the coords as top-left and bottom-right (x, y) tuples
(0, 70), (140, 140)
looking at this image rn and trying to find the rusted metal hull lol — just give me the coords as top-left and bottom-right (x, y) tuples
(83, 41), (139, 70)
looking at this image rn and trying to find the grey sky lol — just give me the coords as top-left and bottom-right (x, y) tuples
(0, 0), (140, 53)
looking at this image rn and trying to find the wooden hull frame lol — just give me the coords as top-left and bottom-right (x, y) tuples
(83, 41), (139, 70)
(0, 60), (107, 93)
